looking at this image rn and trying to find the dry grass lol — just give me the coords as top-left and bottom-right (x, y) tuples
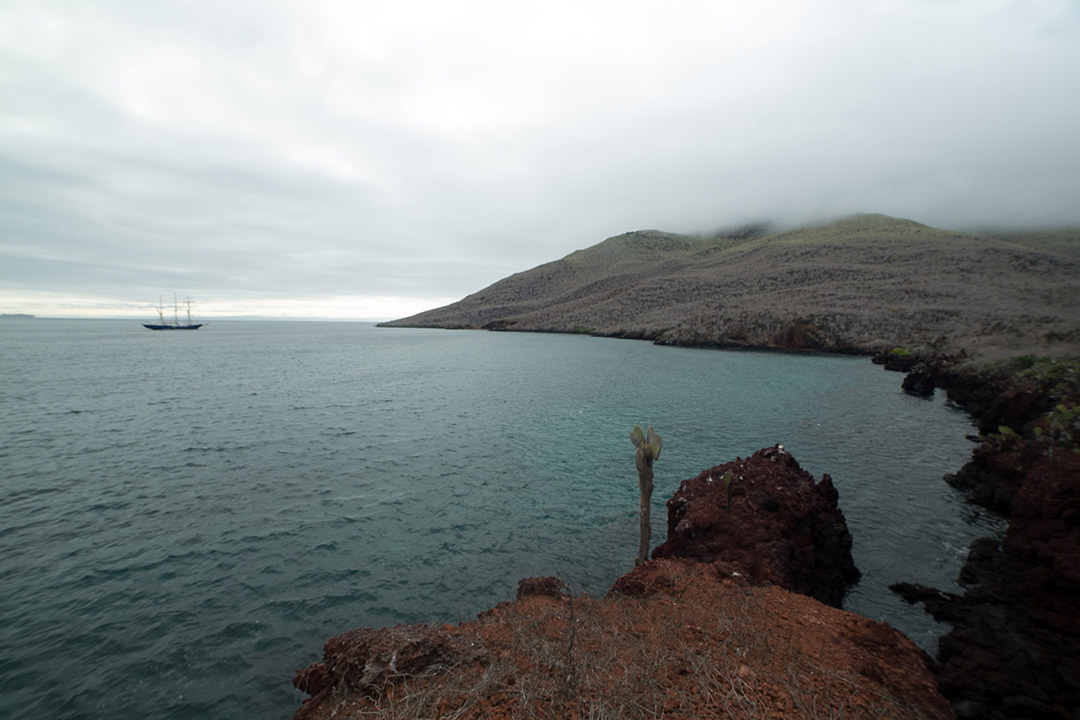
(300, 568), (947, 720)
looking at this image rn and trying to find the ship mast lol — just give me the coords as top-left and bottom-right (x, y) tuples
(173, 293), (179, 325)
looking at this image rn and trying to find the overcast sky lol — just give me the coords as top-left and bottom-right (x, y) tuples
(2, 0), (1079, 319)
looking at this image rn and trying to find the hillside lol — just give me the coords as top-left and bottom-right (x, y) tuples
(381, 214), (1080, 360)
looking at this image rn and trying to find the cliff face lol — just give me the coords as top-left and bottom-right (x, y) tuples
(873, 358), (1080, 720)
(292, 448), (947, 720)
(380, 214), (1080, 361)
(889, 366), (1080, 720)
(894, 451), (1080, 720)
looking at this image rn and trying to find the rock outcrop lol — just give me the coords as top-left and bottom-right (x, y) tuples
(893, 359), (1056, 438)
(294, 564), (953, 720)
(651, 445), (861, 607)
(889, 363), (1080, 719)
(894, 448), (1080, 720)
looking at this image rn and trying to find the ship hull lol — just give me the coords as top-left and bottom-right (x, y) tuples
(142, 324), (203, 330)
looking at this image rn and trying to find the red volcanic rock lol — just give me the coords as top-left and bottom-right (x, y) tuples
(896, 436), (1080, 719)
(936, 451), (1080, 719)
(293, 560), (953, 720)
(652, 445), (860, 606)
(1007, 453), (1080, 635)
(887, 364), (1080, 719)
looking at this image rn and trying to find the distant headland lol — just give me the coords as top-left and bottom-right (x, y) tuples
(0, 313), (35, 319)
(380, 213), (1080, 363)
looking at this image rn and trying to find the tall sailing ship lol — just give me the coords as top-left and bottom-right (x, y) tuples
(143, 295), (204, 330)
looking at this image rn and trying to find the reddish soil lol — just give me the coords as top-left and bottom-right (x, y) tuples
(293, 561), (952, 720)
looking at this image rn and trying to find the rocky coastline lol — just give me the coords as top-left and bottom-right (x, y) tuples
(650, 446), (861, 608)
(291, 350), (1078, 720)
(886, 358), (1080, 720)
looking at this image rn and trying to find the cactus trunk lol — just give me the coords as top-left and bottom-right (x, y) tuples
(630, 425), (662, 568)
(636, 462), (654, 566)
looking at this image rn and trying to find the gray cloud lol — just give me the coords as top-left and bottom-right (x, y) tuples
(2, 0), (1079, 318)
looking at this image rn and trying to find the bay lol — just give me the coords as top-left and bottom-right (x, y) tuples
(0, 320), (1004, 719)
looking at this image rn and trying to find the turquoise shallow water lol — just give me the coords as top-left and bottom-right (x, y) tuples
(0, 320), (1004, 719)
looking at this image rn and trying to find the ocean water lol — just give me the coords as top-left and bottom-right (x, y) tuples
(0, 319), (1005, 719)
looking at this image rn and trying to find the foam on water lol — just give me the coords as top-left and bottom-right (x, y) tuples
(0, 320), (1005, 719)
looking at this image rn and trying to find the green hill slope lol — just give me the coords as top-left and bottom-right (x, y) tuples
(382, 214), (1080, 359)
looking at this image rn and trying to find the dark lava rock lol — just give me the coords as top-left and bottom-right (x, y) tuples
(895, 450), (1080, 720)
(889, 582), (960, 608)
(882, 357), (1056, 436)
(921, 367), (1054, 437)
(902, 370), (937, 396)
(972, 384), (1056, 437)
(651, 445), (860, 607)
(890, 362), (1080, 720)
(872, 350), (922, 372)
(944, 444), (1031, 515)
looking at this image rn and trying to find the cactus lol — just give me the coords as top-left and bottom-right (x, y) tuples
(630, 425), (662, 566)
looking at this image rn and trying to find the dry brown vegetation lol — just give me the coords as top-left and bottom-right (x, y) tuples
(381, 214), (1080, 361)
(294, 562), (952, 720)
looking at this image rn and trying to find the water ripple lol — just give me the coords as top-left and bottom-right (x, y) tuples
(0, 320), (1003, 720)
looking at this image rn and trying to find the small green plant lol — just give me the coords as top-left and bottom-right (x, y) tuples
(722, 470), (735, 511)
(980, 404), (1080, 461)
(630, 425), (662, 567)
(1034, 403), (1080, 460)
(980, 425), (1023, 452)
(888, 347), (912, 357)
(986, 355), (1080, 401)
